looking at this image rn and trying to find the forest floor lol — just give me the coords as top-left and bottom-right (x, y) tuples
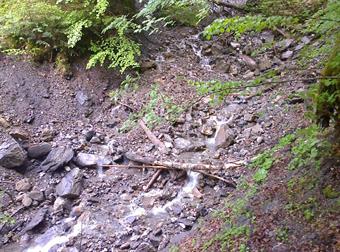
(0, 15), (339, 252)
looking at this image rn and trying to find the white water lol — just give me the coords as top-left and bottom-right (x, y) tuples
(25, 217), (83, 252)
(151, 171), (200, 215)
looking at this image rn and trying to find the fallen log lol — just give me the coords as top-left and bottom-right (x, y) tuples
(124, 152), (237, 187)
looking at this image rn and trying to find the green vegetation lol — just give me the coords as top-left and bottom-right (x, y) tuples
(0, 0), (209, 73)
(0, 191), (15, 225)
(119, 85), (184, 132)
(203, 15), (299, 40)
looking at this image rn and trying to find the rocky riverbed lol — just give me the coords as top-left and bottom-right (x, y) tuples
(0, 17), (316, 251)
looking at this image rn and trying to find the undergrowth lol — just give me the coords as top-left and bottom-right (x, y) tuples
(119, 85), (184, 132)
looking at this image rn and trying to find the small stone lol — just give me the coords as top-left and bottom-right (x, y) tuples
(85, 130), (96, 142)
(53, 197), (68, 212)
(0, 117), (10, 128)
(22, 194), (33, 207)
(281, 50), (293, 60)
(256, 136), (264, 144)
(200, 124), (215, 136)
(174, 138), (192, 150)
(244, 113), (255, 122)
(15, 178), (32, 192)
(9, 128), (29, 141)
(120, 242), (130, 250)
(89, 136), (101, 144)
(75, 153), (111, 167)
(230, 42), (240, 48)
(250, 124), (264, 135)
(27, 143), (52, 159)
(28, 190), (44, 202)
(0, 131), (27, 169)
(240, 54), (257, 70)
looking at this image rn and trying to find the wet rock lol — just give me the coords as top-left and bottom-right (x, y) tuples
(281, 50), (293, 60)
(213, 123), (235, 148)
(22, 194), (33, 207)
(39, 146), (74, 172)
(75, 152), (111, 167)
(15, 178), (32, 192)
(27, 143), (51, 159)
(55, 168), (83, 199)
(23, 208), (47, 233)
(0, 131), (27, 169)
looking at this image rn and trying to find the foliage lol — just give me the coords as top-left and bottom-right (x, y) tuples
(203, 15), (299, 40)
(258, 0), (326, 18)
(190, 70), (279, 104)
(109, 74), (140, 104)
(288, 126), (330, 170)
(137, 0), (210, 26)
(119, 85), (184, 132)
(0, 0), (210, 73)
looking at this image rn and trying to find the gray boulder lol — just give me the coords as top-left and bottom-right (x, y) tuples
(0, 131), (27, 169)
(75, 152), (111, 167)
(213, 123), (235, 148)
(56, 168), (83, 199)
(39, 146), (74, 172)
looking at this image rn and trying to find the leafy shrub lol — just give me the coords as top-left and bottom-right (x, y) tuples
(137, 0), (210, 26)
(258, 0), (326, 18)
(203, 15), (299, 40)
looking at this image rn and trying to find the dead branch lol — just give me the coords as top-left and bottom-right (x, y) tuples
(199, 170), (236, 188)
(138, 119), (169, 154)
(143, 169), (162, 191)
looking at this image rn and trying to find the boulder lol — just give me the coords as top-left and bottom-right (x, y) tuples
(23, 208), (47, 233)
(27, 143), (52, 159)
(55, 168), (83, 199)
(39, 146), (74, 172)
(0, 131), (27, 169)
(213, 123), (235, 148)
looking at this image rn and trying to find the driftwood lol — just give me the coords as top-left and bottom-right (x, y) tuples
(138, 119), (169, 154)
(123, 152), (237, 187)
